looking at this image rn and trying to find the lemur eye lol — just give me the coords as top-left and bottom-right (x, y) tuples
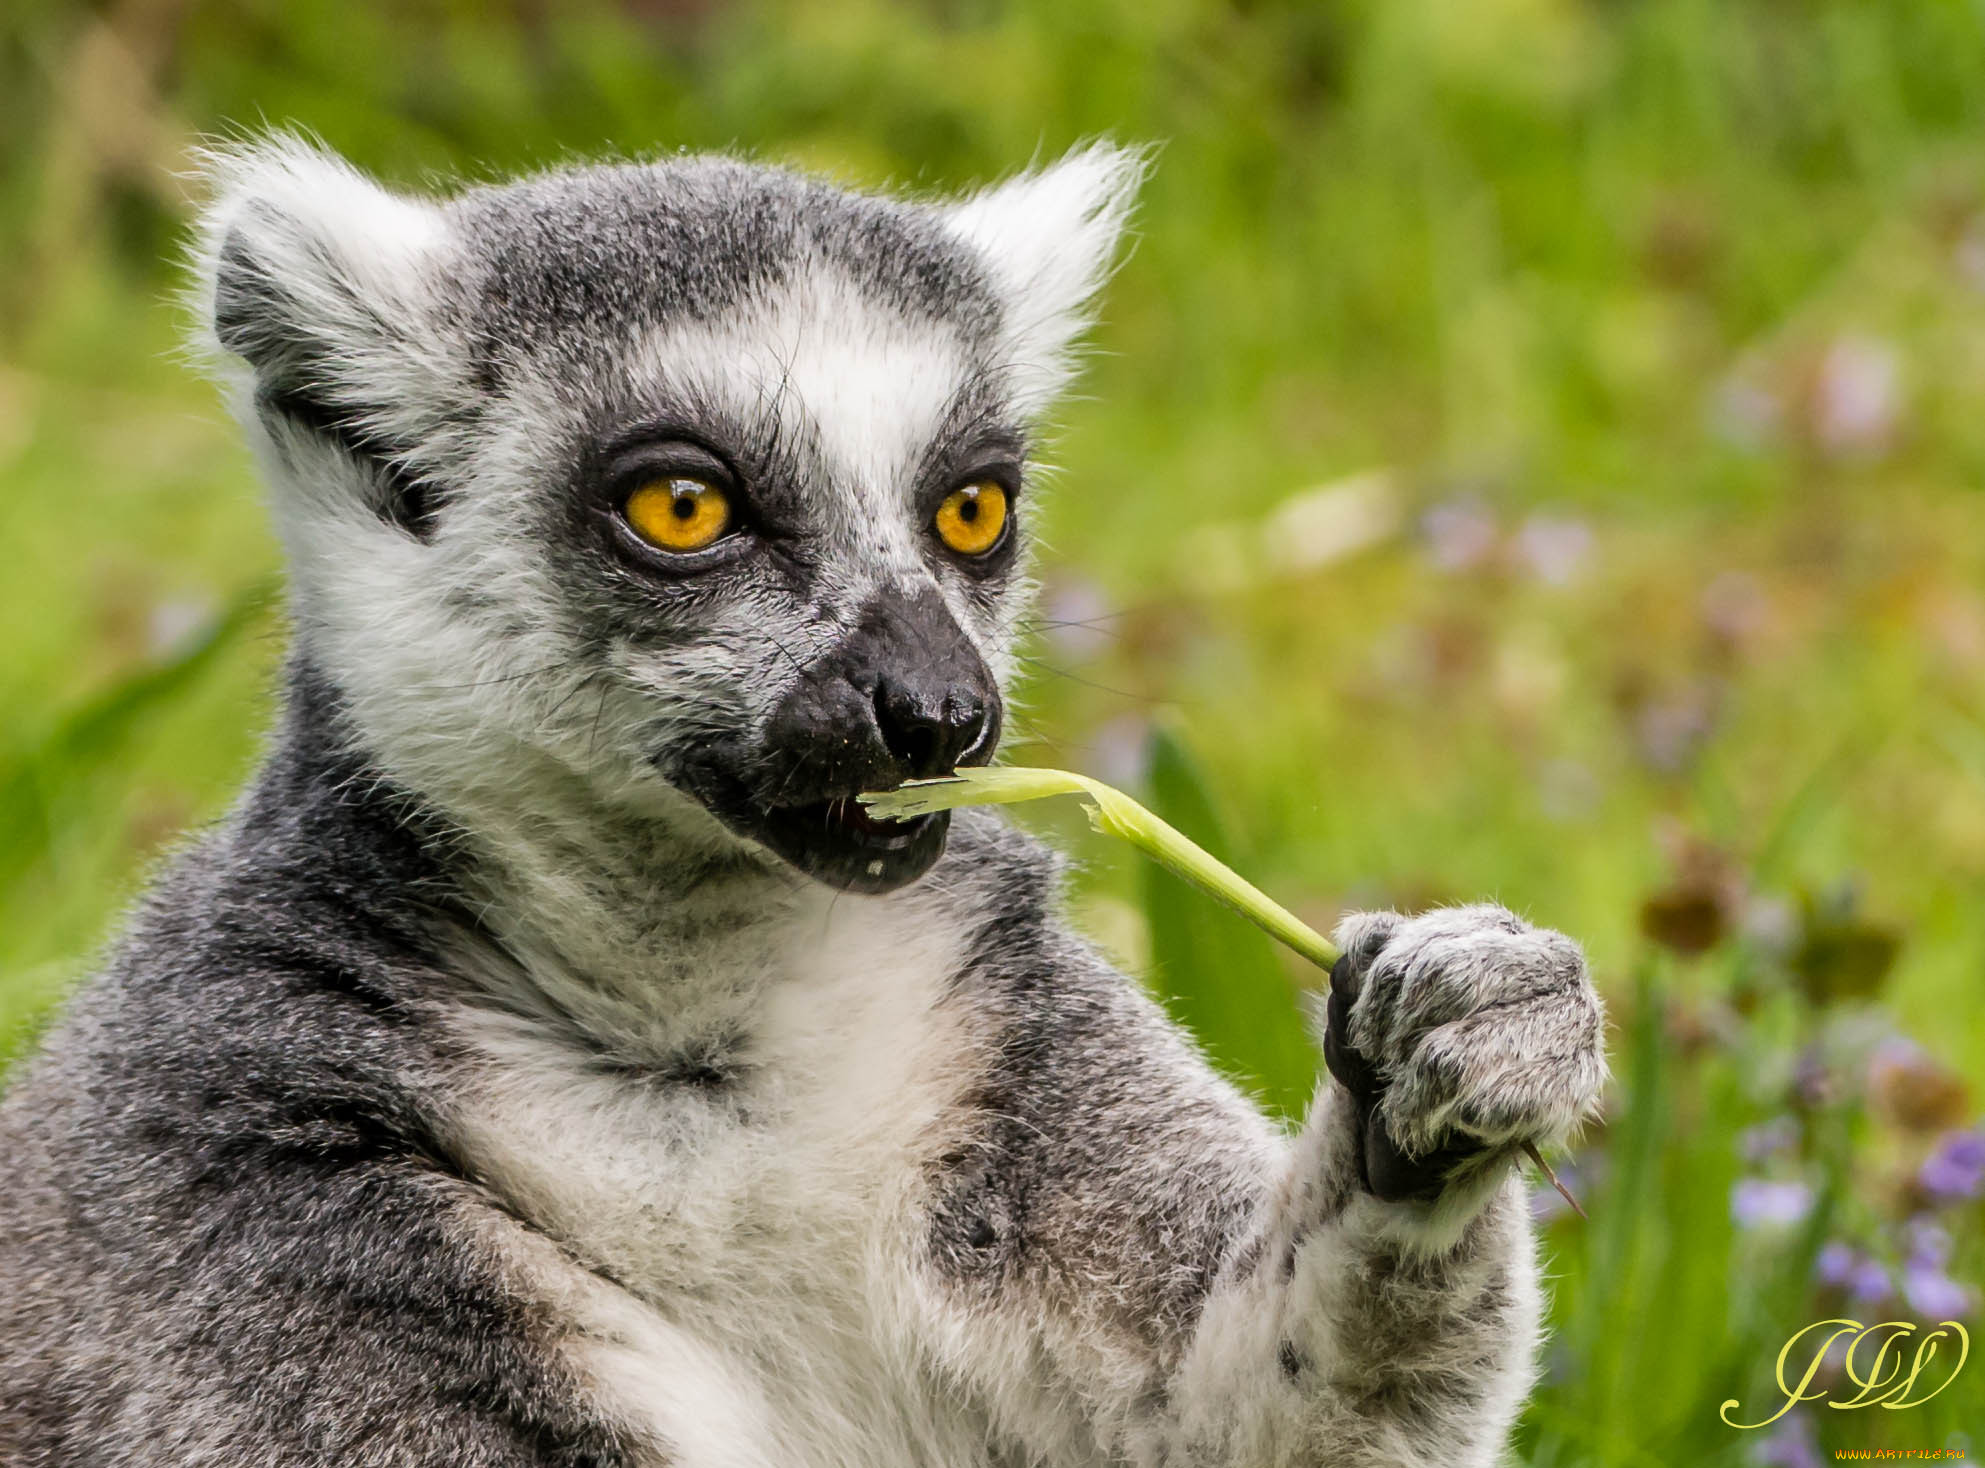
(624, 477), (732, 553)
(934, 482), (1008, 557)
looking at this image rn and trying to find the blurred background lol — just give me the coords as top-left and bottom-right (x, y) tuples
(5, 0), (1985, 1458)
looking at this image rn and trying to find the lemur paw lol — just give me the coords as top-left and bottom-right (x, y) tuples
(1321, 904), (1606, 1204)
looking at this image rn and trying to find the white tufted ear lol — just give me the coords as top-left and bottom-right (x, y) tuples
(188, 134), (455, 432)
(944, 142), (1148, 416)
(186, 135), (465, 541)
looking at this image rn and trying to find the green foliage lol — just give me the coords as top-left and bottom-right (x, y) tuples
(0, 582), (272, 1064)
(4, 0), (1985, 1457)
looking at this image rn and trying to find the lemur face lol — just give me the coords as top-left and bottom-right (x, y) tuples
(195, 140), (1141, 892)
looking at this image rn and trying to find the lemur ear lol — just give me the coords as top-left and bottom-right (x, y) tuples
(944, 142), (1149, 415)
(193, 134), (448, 387)
(189, 136), (456, 532)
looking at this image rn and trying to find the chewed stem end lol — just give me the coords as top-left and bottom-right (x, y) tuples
(1524, 1141), (1586, 1220)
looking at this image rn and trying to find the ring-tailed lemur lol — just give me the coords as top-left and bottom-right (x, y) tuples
(0, 137), (1606, 1467)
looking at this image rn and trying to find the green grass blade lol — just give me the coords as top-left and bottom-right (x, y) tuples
(0, 582), (274, 901)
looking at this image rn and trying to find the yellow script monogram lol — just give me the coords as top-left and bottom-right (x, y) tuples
(1721, 1318), (1970, 1429)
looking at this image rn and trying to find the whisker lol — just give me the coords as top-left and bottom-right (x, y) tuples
(540, 668), (607, 726)
(1018, 612), (1130, 633)
(397, 659), (588, 694)
(757, 629), (810, 681)
(1012, 655), (1164, 705)
(586, 684), (610, 767)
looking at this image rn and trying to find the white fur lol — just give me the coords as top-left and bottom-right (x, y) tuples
(442, 883), (1003, 1468)
(624, 267), (996, 657)
(189, 135), (459, 483)
(943, 143), (1148, 416)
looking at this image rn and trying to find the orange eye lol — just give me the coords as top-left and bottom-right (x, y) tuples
(624, 477), (731, 553)
(933, 482), (1008, 557)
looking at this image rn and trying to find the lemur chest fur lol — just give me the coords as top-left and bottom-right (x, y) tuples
(439, 882), (981, 1336)
(433, 883), (1017, 1466)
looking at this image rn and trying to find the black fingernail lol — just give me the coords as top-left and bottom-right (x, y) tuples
(1329, 951), (1359, 1000)
(1323, 989), (1377, 1097)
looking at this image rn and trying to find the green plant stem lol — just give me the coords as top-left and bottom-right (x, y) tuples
(861, 765), (1341, 965)
(860, 766), (1583, 1216)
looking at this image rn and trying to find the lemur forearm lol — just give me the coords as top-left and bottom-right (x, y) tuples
(928, 903), (1584, 1468)
(930, 1085), (1534, 1468)
(952, 1094), (1534, 1468)
(1156, 1085), (1537, 1467)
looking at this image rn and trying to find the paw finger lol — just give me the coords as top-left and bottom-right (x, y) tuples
(1323, 985), (1379, 1098)
(1362, 1105), (1487, 1204)
(1352, 924), (1587, 1069)
(1328, 910), (1404, 996)
(1384, 989), (1608, 1152)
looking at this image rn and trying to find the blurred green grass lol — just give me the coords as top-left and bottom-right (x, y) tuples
(5, 0), (1985, 1458)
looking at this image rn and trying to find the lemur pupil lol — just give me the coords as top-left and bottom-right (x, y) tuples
(959, 500), (979, 522)
(672, 495), (696, 519)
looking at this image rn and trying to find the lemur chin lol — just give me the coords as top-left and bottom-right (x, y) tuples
(0, 136), (1606, 1468)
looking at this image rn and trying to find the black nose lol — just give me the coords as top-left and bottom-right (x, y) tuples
(874, 674), (991, 778)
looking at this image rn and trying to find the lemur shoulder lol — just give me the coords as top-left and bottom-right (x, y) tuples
(0, 138), (1606, 1467)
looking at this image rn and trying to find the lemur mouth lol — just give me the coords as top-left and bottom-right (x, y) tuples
(752, 794), (949, 895)
(671, 577), (999, 895)
(813, 796), (929, 846)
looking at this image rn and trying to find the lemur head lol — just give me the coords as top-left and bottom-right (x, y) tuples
(192, 137), (1142, 894)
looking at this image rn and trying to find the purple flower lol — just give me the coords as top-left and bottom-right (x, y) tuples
(1812, 335), (1901, 460)
(1901, 1218), (1968, 1320)
(1848, 1257), (1895, 1311)
(1529, 1160), (1586, 1225)
(1711, 376), (1782, 453)
(1739, 1116), (1801, 1166)
(1920, 1128), (1985, 1204)
(1815, 1240), (1860, 1289)
(1422, 499), (1498, 572)
(1793, 1045), (1836, 1109)
(1037, 576), (1116, 662)
(1751, 1409), (1820, 1468)
(1514, 515), (1593, 587)
(1084, 715), (1153, 792)
(1732, 1179), (1813, 1230)
(1529, 1183), (1570, 1226)
(1633, 688), (1717, 775)
(1814, 1240), (1894, 1308)
(1903, 1260), (1973, 1321)
(1906, 1217), (1953, 1270)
